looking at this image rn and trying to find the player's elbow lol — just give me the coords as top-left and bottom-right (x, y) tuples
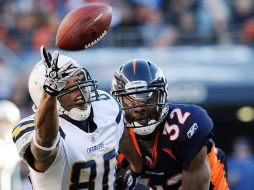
(31, 134), (59, 162)
(182, 167), (210, 190)
(200, 168), (211, 188)
(195, 160), (211, 189)
(182, 146), (211, 189)
(31, 143), (57, 162)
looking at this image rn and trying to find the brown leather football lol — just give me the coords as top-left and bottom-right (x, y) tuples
(56, 3), (112, 51)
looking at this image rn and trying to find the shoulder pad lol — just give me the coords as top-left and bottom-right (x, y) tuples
(12, 114), (35, 143)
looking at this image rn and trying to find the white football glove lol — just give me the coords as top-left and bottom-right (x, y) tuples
(40, 45), (81, 96)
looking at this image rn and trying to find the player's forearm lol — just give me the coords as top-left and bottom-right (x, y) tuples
(31, 92), (59, 162)
(34, 92), (59, 148)
(119, 128), (143, 173)
(181, 161), (210, 190)
(181, 146), (210, 190)
(180, 174), (210, 190)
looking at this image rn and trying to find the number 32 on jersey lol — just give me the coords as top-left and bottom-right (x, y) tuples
(163, 108), (191, 141)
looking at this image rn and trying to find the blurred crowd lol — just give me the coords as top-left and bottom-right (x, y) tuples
(0, 0), (254, 55)
(0, 1), (254, 190)
(0, 0), (253, 115)
(1, 0), (254, 112)
(228, 136), (254, 190)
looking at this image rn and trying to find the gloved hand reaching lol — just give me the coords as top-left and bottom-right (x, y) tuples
(115, 166), (141, 190)
(40, 45), (81, 96)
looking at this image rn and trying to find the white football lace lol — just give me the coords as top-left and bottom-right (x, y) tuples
(84, 30), (107, 49)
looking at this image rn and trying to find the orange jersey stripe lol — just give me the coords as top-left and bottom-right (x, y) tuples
(150, 131), (159, 168)
(128, 128), (142, 156)
(128, 128), (160, 168)
(208, 146), (229, 190)
(117, 153), (125, 167)
(162, 148), (177, 161)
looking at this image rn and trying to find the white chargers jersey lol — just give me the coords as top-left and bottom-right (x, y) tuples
(12, 90), (124, 190)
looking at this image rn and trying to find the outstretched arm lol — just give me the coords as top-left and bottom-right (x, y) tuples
(30, 92), (59, 171)
(29, 47), (62, 171)
(181, 146), (210, 190)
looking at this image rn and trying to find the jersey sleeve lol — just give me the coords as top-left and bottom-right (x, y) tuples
(93, 90), (125, 152)
(172, 105), (213, 169)
(113, 94), (125, 152)
(12, 115), (35, 158)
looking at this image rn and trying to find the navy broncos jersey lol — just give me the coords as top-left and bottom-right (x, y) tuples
(117, 103), (229, 190)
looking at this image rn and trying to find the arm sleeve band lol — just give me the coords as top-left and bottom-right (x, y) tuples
(32, 132), (60, 152)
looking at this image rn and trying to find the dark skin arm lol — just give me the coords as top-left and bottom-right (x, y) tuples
(119, 128), (143, 173)
(29, 92), (59, 172)
(180, 145), (210, 190)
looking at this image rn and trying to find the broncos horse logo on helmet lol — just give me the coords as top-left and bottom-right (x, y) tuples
(111, 59), (168, 136)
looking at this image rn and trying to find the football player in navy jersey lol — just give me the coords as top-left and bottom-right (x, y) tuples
(111, 59), (229, 190)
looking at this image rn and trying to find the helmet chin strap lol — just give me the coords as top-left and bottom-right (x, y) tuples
(133, 120), (159, 136)
(64, 104), (91, 121)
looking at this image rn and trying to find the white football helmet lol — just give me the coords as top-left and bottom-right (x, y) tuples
(28, 55), (99, 121)
(0, 100), (20, 138)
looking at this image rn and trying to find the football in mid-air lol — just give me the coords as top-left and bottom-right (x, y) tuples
(56, 3), (112, 51)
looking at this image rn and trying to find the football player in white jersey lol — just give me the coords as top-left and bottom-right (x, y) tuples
(12, 46), (124, 190)
(0, 100), (22, 190)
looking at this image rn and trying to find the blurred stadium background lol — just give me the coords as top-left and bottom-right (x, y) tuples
(1, 0), (254, 189)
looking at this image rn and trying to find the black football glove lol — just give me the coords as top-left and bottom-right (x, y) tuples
(115, 166), (141, 190)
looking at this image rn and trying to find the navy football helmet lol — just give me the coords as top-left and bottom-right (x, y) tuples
(111, 59), (168, 135)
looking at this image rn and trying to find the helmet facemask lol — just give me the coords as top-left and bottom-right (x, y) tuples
(29, 57), (100, 121)
(113, 81), (168, 135)
(57, 69), (99, 121)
